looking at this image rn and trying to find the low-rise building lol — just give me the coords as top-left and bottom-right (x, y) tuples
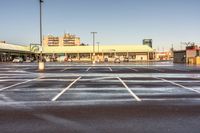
(43, 34), (80, 47)
(38, 44), (155, 62)
(173, 45), (200, 64)
(0, 42), (33, 62)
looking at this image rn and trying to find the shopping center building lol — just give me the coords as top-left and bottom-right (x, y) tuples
(0, 42), (33, 62)
(0, 35), (155, 62)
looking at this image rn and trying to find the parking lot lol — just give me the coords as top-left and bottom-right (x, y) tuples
(0, 62), (200, 133)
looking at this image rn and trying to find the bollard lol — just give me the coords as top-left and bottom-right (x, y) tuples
(38, 61), (45, 71)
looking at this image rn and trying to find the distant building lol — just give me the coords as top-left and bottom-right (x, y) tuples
(173, 45), (200, 64)
(43, 33), (80, 47)
(155, 51), (173, 61)
(0, 38), (155, 62)
(143, 39), (152, 48)
(0, 42), (33, 62)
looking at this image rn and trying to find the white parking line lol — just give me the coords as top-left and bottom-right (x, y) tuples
(0, 77), (41, 92)
(0, 76), (8, 79)
(108, 67), (113, 71)
(60, 67), (70, 72)
(52, 76), (81, 101)
(117, 77), (141, 102)
(154, 77), (200, 94)
(129, 68), (138, 72)
(86, 67), (92, 72)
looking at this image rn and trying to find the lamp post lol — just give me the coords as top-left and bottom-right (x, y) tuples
(91, 32), (97, 64)
(38, 0), (45, 71)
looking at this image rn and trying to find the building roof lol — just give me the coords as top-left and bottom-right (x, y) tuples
(0, 43), (30, 52)
(42, 45), (154, 54)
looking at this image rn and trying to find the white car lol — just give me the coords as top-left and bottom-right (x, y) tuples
(13, 57), (23, 63)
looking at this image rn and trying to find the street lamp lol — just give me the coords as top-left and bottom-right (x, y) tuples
(38, 0), (45, 71)
(91, 32), (97, 64)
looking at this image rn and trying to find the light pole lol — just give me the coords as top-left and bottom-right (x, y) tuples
(91, 32), (97, 64)
(38, 0), (45, 71)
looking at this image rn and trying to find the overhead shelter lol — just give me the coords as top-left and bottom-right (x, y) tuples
(0, 43), (33, 62)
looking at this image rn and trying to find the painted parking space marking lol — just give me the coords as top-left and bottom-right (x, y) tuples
(108, 67), (113, 71)
(86, 67), (92, 72)
(52, 76), (81, 101)
(154, 77), (200, 94)
(117, 77), (141, 101)
(60, 67), (71, 72)
(0, 77), (42, 92)
(128, 68), (138, 72)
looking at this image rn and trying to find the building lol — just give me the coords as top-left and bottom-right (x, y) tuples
(43, 34), (80, 47)
(155, 51), (173, 61)
(173, 44), (200, 64)
(173, 50), (186, 63)
(143, 39), (152, 48)
(0, 42), (33, 62)
(37, 44), (155, 62)
(0, 39), (155, 62)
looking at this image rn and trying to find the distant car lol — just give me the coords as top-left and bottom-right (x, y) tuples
(25, 59), (31, 63)
(123, 57), (129, 62)
(114, 58), (120, 63)
(13, 57), (23, 63)
(67, 58), (73, 62)
(25, 57), (33, 63)
(57, 56), (67, 62)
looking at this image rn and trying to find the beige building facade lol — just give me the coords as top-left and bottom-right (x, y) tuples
(39, 45), (155, 62)
(43, 34), (80, 47)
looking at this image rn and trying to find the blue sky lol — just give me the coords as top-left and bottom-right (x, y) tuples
(0, 0), (200, 50)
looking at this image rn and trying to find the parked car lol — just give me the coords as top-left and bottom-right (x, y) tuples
(57, 56), (67, 62)
(123, 57), (129, 62)
(66, 58), (73, 62)
(13, 57), (23, 63)
(114, 58), (120, 63)
(25, 57), (34, 63)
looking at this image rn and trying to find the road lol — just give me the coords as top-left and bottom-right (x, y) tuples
(0, 62), (200, 133)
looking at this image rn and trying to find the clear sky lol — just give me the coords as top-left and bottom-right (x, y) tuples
(0, 0), (200, 51)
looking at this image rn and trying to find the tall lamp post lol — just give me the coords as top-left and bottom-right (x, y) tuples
(91, 32), (97, 64)
(38, 0), (45, 71)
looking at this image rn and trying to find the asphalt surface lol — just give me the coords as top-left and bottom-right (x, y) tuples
(0, 62), (200, 133)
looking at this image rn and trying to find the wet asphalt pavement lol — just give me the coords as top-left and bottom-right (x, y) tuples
(0, 62), (200, 133)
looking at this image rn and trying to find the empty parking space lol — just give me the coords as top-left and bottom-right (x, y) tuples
(120, 77), (200, 100)
(0, 75), (79, 102)
(57, 76), (135, 102)
(0, 63), (200, 104)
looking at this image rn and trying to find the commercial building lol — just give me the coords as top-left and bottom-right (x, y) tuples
(38, 44), (155, 62)
(173, 45), (200, 64)
(0, 42), (33, 62)
(43, 34), (80, 47)
(0, 37), (155, 62)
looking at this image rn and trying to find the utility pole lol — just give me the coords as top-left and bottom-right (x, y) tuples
(91, 32), (97, 64)
(38, 0), (45, 71)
